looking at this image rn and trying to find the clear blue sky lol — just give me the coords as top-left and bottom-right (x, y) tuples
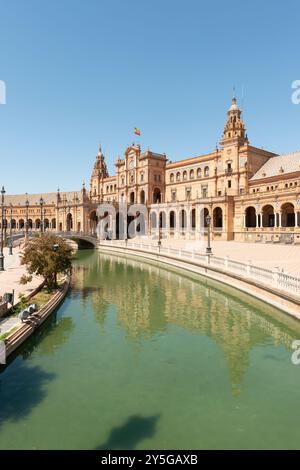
(1, 0), (300, 194)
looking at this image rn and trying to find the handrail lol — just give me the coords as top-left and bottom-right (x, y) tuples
(99, 239), (300, 298)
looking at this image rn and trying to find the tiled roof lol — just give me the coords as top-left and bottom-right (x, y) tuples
(251, 151), (300, 181)
(4, 191), (77, 206)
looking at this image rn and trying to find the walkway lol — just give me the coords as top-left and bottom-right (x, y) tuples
(120, 237), (300, 276)
(0, 247), (42, 336)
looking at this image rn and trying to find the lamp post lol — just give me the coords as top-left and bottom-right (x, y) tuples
(9, 203), (13, 255)
(43, 207), (46, 232)
(39, 197), (44, 234)
(157, 201), (161, 248)
(0, 186), (6, 271)
(25, 196), (29, 242)
(3, 207), (7, 246)
(206, 214), (212, 254)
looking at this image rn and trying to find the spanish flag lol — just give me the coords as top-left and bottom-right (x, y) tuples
(134, 127), (141, 136)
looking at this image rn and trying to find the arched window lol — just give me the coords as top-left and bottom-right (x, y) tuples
(204, 166), (209, 177)
(190, 169), (194, 179)
(197, 168), (202, 178)
(183, 171), (187, 181)
(176, 172), (181, 182)
(170, 173), (174, 183)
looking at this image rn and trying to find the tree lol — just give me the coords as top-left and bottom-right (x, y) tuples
(20, 233), (73, 290)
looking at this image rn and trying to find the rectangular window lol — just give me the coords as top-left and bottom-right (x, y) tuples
(228, 180), (232, 188)
(201, 185), (208, 198)
(171, 189), (177, 202)
(185, 187), (191, 200)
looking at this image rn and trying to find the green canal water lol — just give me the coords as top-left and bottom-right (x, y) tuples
(1, 249), (300, 450)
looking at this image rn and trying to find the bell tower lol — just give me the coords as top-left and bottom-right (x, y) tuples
(221, 94), (248, 147)
(90, 145), (109, 201)
(219, 95), (249, 197)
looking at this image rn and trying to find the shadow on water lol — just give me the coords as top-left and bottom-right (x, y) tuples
(0, 361), (55, 427)
(0, 310), (73, 428)
(96, 414), (160, 450)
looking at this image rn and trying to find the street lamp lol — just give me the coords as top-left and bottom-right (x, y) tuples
(25, 196), (29, 242)
(3, 207), (7, 246)
(157, 201), (161, 248)
(206, 214), (212, 254)
(9, 203), (13, 255)
(39, 197), (44, 234)
(0, 186), (6, 271)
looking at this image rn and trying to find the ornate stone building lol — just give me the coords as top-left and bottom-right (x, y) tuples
(3, 96), (300, 244)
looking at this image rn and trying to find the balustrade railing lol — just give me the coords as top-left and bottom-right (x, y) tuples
(99, 239), (300, 298)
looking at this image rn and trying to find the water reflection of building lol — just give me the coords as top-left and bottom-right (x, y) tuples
(72, 252), (300, 392)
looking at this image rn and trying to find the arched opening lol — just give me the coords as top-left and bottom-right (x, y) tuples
(66, 213), (73, 231)
(213, 207), (223, 228)
(170, 173), (174, 183)
(191, 208), (196, 230)
(153, 188), (161, 203)
(28, 219), (33, 229)
(262, 205), (275, 227)
(245, 206), (256, 228)
(89, 210), (98, 234)
(35, 219), (41, 230)
(281, 203), (295, 227)
(11, 219), (16, 229)
(77, 221), (81, 232)
(169, 211), (176, 230)
(150, 212), (157, 229)
(200, 208), (209, 228)
(51, 218), (56, 230)
(159, 211), (166, 229)
(130, 192), (135, 204)
(19, 219), (24, 229)
(44, 218), (49, 230)
(59, 222), (63, 231)
(179, 209), (187, 230)
(140, 190), (145, 204)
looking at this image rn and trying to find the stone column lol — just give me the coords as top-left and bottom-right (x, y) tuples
(165, 209), (170, 239)
(243, 213), (246, 229)
(278, 211), (282, 228)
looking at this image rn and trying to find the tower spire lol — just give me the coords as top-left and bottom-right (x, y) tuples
(221, 94), (248, 146)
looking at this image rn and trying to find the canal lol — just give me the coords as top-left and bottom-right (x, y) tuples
(0, 249), (300, 449)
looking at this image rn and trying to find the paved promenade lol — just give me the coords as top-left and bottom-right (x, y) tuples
(129, 238), (300, 276)
(0, 247), (42, 335)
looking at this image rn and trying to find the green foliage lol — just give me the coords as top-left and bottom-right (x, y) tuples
(20, 274), (33, 285)
(20, 233), (72, 291)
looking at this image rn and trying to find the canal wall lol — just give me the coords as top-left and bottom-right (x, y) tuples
(4, 277), (70, 358)
(98, 243), (300, 320)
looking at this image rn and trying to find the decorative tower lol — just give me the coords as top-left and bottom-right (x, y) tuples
(90, 146), (109, 201)
(221, 94), (248, 147)
(219, 95), (249, 198)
